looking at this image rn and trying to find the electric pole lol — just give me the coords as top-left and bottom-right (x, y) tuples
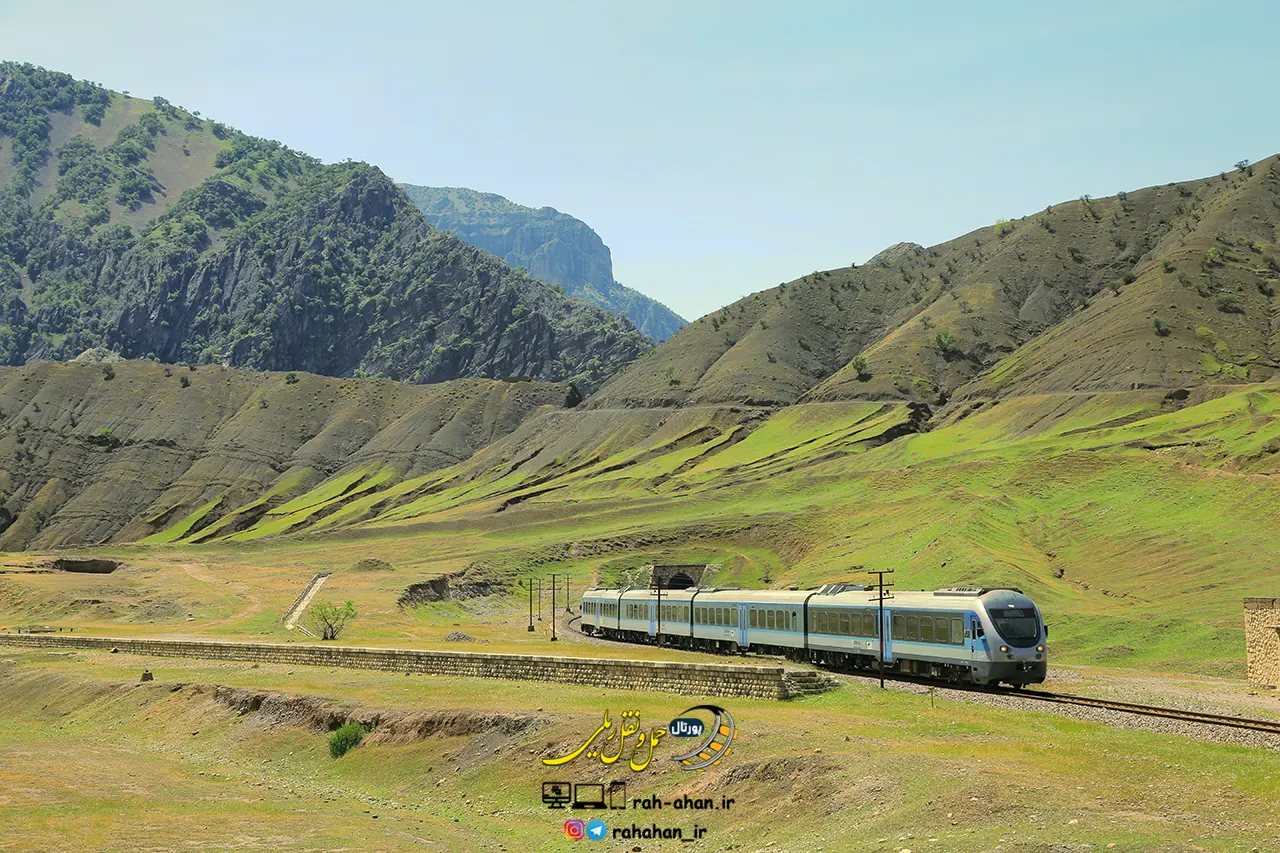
(565, 575), (572, 613)
(537, 577), (543, 621)
(866, 568), (895, 689)
(654, 567), (663, 647)
(526, 578), (534, 632)
(550, 574), (558, 641)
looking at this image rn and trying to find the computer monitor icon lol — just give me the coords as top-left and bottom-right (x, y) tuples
(573, 783), (607, 809)
(542, 782), (572, 808)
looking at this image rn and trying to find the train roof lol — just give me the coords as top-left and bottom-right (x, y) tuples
(582, 584), (1030, 606)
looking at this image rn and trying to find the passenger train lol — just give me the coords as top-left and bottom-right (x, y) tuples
(580, 582), (1047, 687)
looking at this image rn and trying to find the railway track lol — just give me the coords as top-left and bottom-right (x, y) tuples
(566, 616), (1280, 737)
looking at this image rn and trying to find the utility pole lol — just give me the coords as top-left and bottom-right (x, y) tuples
(550, 574), (558, 642)
(867, 568), (895, 689)
(526, 578), (534, 632)
(654, 568), (663, 648)
(565, 576), (573, 613)
(537, 577), (543, 621)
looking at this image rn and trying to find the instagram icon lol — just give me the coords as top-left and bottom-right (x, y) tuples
(563, 819), (586, 841)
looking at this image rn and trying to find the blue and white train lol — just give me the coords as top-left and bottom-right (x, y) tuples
(580, 582), (1047, 687)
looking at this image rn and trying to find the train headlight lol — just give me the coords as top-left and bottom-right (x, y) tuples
(999, 645), (1009, 653)
(1036, 644), (1044, 653)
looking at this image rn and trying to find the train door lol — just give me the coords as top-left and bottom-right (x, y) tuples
(737, 603), (749, 648)
(969, 613), (986, 660)
(647, 600), (657, 638)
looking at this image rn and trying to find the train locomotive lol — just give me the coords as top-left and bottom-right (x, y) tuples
(580, 582), (1047, 687)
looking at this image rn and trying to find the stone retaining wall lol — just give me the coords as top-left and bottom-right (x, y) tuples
(1245, 598), (1280, 689)
(0, 634), (814, 700)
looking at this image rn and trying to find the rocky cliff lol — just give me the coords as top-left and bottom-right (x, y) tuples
(402, 185), (686, 341)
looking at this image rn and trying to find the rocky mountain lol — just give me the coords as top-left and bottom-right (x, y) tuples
(592, 157), (1280, 408)
(0, 62), (651, 391)
(401, 185), (686, 341)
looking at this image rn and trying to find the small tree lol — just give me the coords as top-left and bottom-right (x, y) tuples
(101, 364), (115, 381)
(933, 331), (958, 354)
(179, 374), (190, 388)
(662, 364), (676, 386)
(284, 371), (299, 384)
(850, 355), (869, 380)
(1152, 317), (1170, 336)
(308, 599), (357, 640)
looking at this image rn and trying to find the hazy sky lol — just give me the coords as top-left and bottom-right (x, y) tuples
(1, 1), (1277, 320)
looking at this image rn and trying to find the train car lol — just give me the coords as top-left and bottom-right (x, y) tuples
(580, 582), (1047, 686)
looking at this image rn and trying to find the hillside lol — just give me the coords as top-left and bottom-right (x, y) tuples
(402, 185), (686, 340)
(0, 360), (578, 548)
(0, 63), (651, 390)
(592, 158), (1280, 408)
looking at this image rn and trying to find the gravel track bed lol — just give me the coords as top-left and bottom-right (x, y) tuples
(832, 671), (1280, 750)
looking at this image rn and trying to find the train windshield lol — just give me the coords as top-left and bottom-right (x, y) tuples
(990, 607), (1040, 647)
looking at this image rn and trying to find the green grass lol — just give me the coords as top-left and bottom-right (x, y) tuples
(0, 650), (1276, 852)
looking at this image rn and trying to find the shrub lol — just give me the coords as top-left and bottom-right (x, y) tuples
(284, 371), (299, 384)
(850, 355), (869, 380)
(1152, 317), (1170, 336)
(933, 331), (958, 354)
(1161, 258), (1175, 273)
(101, 365), (115, 381)
(179, 374), (190, 388)
(328, 722), (368, 758)
(1215, 294), (1243, 313)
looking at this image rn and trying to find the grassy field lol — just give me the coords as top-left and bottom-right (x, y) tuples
(3, 383), (1276, 679)
(0, 648), (1276, 853)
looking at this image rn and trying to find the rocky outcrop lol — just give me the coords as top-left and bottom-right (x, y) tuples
(403, 185), (687, 341)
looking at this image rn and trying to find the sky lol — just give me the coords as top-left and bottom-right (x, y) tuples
(1, 0), (1277, 321)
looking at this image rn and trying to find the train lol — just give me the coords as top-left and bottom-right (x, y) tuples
(580, 582), (1047, 687)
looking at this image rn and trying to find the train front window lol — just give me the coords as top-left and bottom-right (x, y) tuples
(991, 607), (1040, 647)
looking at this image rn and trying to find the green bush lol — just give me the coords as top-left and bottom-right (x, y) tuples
(1152, 317), (1170, 336)
(328, 722), (368, 758)
(284, 371), (299, 384)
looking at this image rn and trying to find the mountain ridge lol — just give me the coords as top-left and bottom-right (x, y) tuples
(0, 62), (651, 391)
(401, 184), (686, 341)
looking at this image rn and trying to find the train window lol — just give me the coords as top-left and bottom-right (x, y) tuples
(749, 609), (757, 628)
(791, 612), (798, 631)
(839, 613), (851, 635)
(952, 617), (964, 644)
(935, 617), (949, 644)
(766, 610), (776, 630)
(920, 616), (934, 642)
(731, 608), (739, 627)
(906, 615), (919, 641)
(816, 612), (827, 633)
(864, 613), (878, 637)
(717, 608), (725, 626)
(892, 614), (905, 640)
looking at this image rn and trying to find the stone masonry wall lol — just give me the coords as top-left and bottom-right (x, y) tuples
(1244, 598), (1280, 689)
(0, 634), (815, 699)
